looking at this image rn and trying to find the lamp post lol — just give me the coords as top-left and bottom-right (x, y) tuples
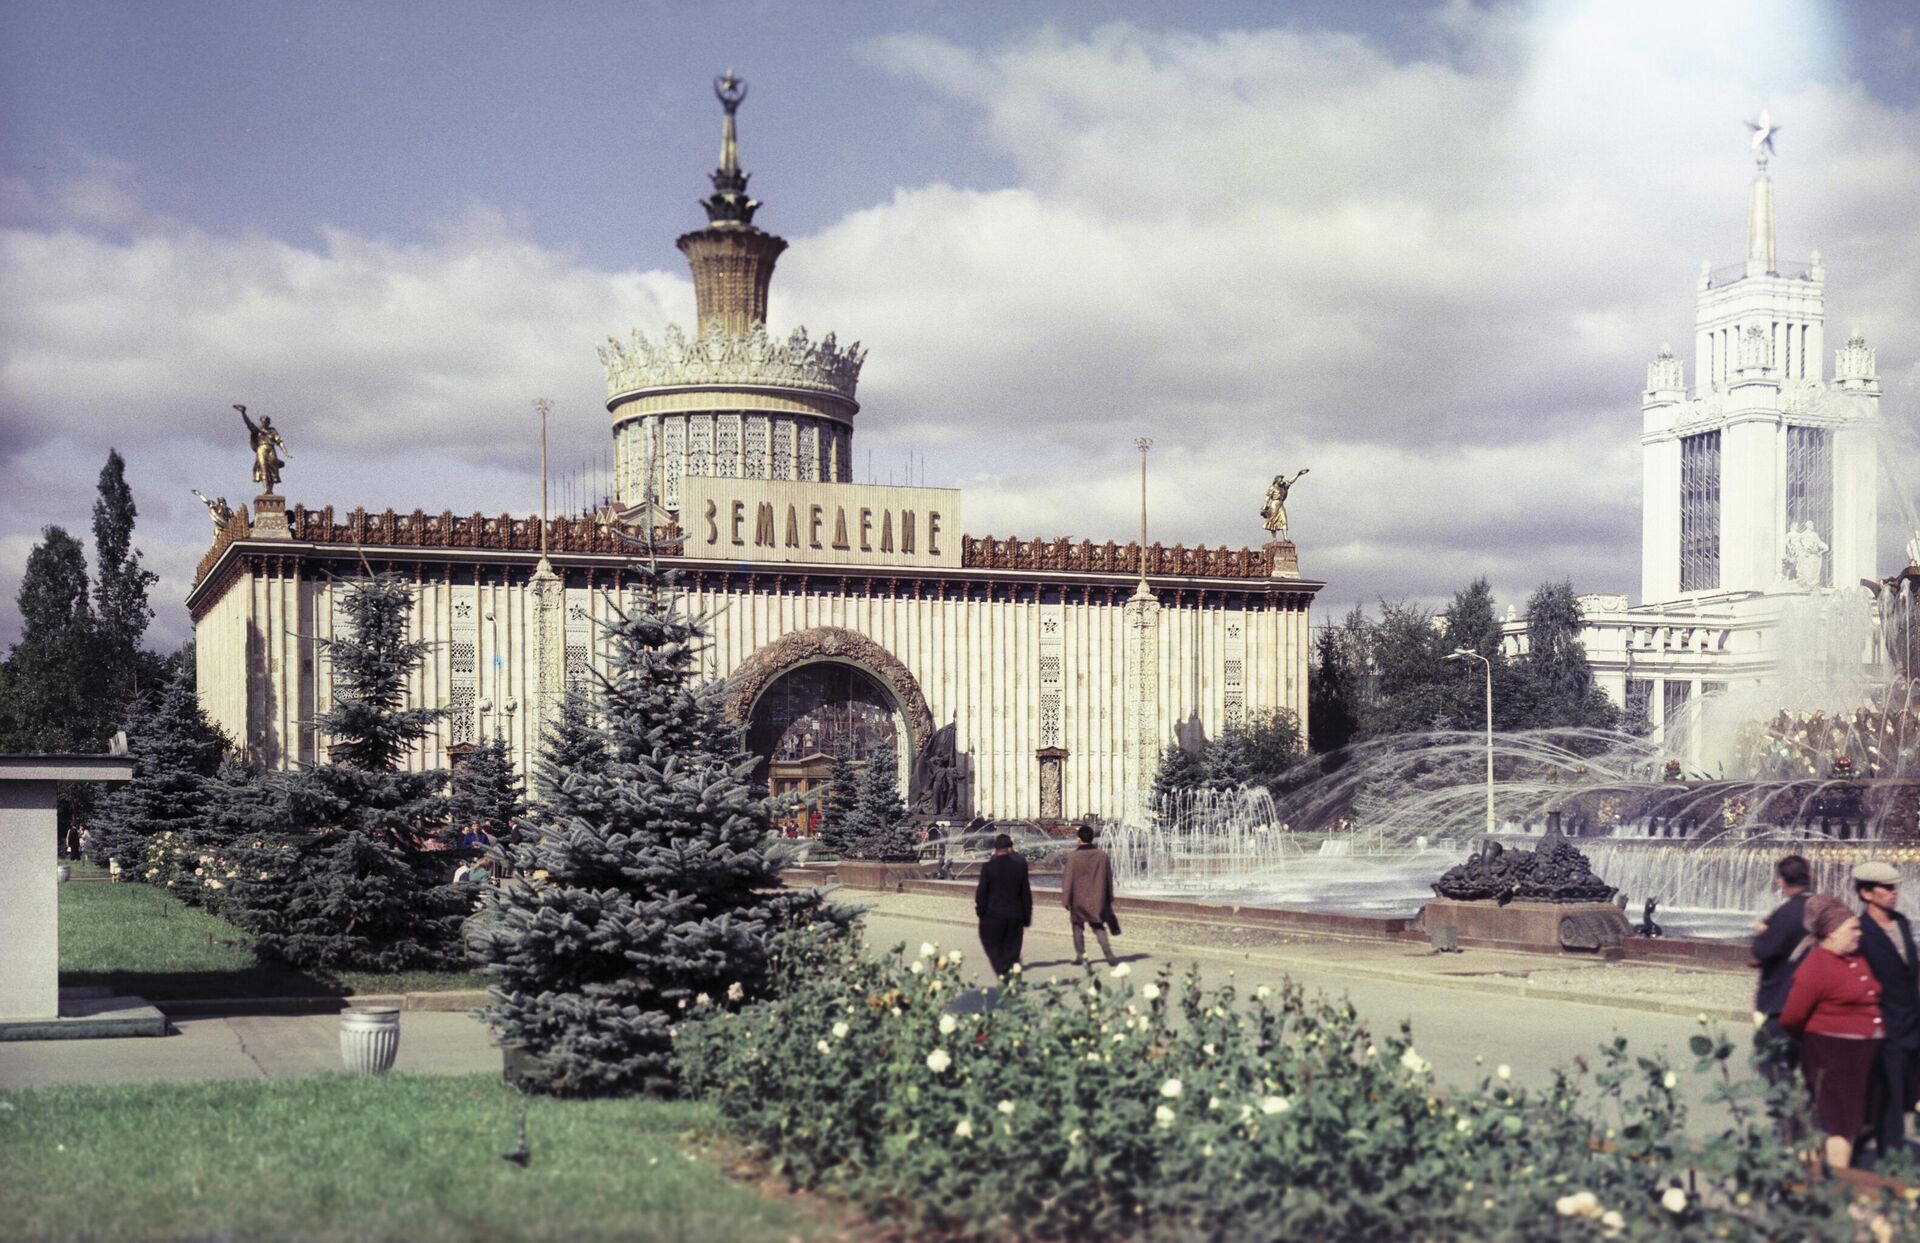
(1445, 647), (1495, 838)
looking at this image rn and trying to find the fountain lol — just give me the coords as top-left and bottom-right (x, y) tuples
(1111, 567), (1920, 942)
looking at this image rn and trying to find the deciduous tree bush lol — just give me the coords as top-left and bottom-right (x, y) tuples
(677, 933), (1910, 1242)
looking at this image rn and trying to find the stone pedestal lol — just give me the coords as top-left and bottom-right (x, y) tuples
(251, 492), (291, 540)
(1419, 897), (1633, 954)
(1266, 539), (1300, 579)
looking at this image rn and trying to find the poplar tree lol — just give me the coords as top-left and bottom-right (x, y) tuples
(91, 449), (159, 707)
(472, 565), (851, 1095)
(0, 527), (105, 751)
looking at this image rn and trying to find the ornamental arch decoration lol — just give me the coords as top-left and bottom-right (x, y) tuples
(722, 626), (935, 759)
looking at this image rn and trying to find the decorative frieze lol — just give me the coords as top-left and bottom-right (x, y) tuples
(598, 323), (866, 405)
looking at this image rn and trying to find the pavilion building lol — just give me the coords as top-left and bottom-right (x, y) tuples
(189, 77), (1320, 826)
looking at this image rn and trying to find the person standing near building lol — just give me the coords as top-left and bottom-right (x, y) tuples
(1853, 861), (1920, 1158)
(1061, 825), (1121, 967)
(974, 833), (1031, 977)
(1780, 894), (1884, 1170)
(1752, 854), (1811, 1077)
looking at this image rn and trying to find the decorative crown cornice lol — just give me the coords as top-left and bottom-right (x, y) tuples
(599, 321), (866, 403)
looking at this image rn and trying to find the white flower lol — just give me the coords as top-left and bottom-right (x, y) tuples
(1142, 984), (1161, 1002)
(726, 982), (744, 1002)
(1160, 1078), (1183, 1099)
(831, 1021), (849, 1039)
(997, 1100), (1016, 1116)
(1662, 1071), (1678, 1089)
(929, 980), (943, 993)
(1208, 1096), (1221, 1111)
(1661, 1187), (1687, 1214)
(1086, 1052), (1102, 1063)
(954, 1118), (974, 1139)
(1202, 1042), (1216, 1057)
(947, 950), (963, 964)
(1008, 963), (1022, 974)
(908, 960), (925, 975)
(1110, 963), (1132, 979)
(1601, 1210), (1625, 1237)
(938, 1014), (958, 1035)
(1399, 1048), (1430, 1075)
(694, 993), (711, 1007)
(816, 1040), (832, 1055)
(1556, 1191), (1600, 1218)
(1496, 1064), (1511, 1081)
(1455, 1118), (1471, 1133)
(1154, 1104), (1176, 1127)
(1259, 1095), (1290, 1116)
(919, 942), (937, 959)
(926, 1049), (952, 1073)
(1068, 1128), (1082, 1146)
(1255, 985), (1272, 999)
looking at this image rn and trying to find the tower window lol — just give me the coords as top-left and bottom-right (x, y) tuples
(1786, 425), (1833, 586)
(1679, 430), (1720, 591)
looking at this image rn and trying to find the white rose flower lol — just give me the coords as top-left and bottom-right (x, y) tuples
(919, 942), (938, 958)
(947, 950), (963, 964)
(816, 1040), (832, 1054)
(1086, 1053), (1102, 1063)
(1455, 1118), (1471, 1133)
(1208, 1096), (1220, 1111)
(1255, 985), (1272, 999)
(997, 1100), (1016, 1116)
(1068, 1128), (1082, 1145)
(1600, 1210), (1625, 1236)
(909, 961), (925, 975)
(1661, 1187), (1687, 1214)
(1142, 984), (1161, 1002)
(1496, 1064), (1511, 1081)
(726, 982), (744, 1002)
(1259, 1096), (1290, 1116)
(926, 1049), (952, 1073)
(1160, 1078), (1183, 1099)
(939, 1014), (959, 1035)
(929, 980), (943, 993)
(1399, 1048), (1430, 1075)
(694, 993), (711, 1007)
(954, 1118), (974, 1139)
(1662, 1071), (1678, 1089)
(1008, 963), (1022, 974)
(1154, 1104), (1175, 1127)
(831, 1021), (850, 1039)
(1110, 963), (1132, 979)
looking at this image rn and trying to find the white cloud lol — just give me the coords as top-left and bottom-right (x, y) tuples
(3, 3), (1917, 649)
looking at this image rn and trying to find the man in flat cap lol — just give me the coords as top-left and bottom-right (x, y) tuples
(1855, 860), (1920, 1158)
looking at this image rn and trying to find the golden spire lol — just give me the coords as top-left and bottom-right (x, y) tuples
(679, 71), (788, 336)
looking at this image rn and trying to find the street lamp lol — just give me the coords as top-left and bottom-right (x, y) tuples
(1444, 647), (1495, 838)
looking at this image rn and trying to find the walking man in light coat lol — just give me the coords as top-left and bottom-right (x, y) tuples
(1060, 825), (1120, 967)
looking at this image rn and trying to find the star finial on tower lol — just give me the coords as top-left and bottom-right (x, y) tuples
(1745, 109), (1779, 165)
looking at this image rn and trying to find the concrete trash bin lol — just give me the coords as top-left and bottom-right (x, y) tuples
(340, 1006), (401, 1073)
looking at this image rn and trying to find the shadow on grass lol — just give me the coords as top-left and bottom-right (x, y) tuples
(60, 878), (486, 1002)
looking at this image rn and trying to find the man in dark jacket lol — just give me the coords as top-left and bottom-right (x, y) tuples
(1751, 854), (1810, 1087)
(974, 833), (1032, 977)
(1855, 860), (1920, 1157)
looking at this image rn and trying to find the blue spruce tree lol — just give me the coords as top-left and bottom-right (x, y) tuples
(814, 739), (862, 856)
(845, 735), (917, 860)
(230, 573), (465, 971)
(471, 565), (851, 1095)
(88, 664), (230, 875)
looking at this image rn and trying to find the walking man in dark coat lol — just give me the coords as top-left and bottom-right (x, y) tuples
(1061, 824), (1120, 967)
(1751, 854), (1810, 1087)
(974, 833), (1031, 977)
(1854, 860), (1920, 1158)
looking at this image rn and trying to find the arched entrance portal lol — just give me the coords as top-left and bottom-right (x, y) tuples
(724, 627), (936, 835)
(745, 663), (899, 813)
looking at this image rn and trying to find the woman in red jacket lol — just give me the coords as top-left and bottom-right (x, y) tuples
(1780, 893), (1884, 1168)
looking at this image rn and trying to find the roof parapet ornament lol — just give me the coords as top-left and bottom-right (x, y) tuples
(702, 70), (762, 227)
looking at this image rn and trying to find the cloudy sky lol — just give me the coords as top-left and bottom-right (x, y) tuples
(3, 0), (1917, 650)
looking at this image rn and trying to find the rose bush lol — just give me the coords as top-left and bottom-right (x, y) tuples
(676, 931), (1919, 1241)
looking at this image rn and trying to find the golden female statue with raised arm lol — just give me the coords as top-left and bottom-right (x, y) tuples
(236, 404), (287, 493)
(1261, 468), (1309, 535)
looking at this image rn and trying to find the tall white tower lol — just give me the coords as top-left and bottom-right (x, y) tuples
(1639, 113), (1880, 604)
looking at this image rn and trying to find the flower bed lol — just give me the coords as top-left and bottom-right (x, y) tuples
(676, 932), (1916, 1241)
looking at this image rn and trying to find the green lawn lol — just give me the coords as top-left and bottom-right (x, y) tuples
(60, 880), (485, 1000)
(0, 1074), (834, 1243)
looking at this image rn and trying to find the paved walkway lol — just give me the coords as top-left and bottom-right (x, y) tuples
(3, 888), (1765, 1108)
